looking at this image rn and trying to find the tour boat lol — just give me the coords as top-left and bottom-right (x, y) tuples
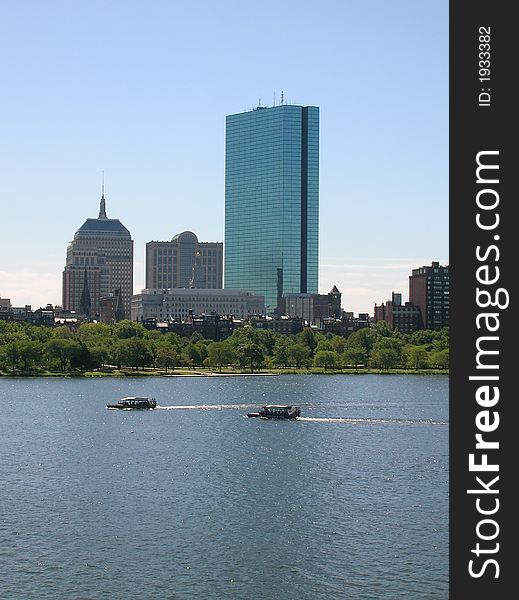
(106, 397), (157, 410)
(246, 405), (301, 419)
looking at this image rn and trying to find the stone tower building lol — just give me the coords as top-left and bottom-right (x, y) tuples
(62, 193), (133, 319)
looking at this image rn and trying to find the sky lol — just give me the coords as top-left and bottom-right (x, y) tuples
(0, 0), (448, 315)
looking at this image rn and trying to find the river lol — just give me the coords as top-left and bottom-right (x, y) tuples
(0, 374), (448, 599)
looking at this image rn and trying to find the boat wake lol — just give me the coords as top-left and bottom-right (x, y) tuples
(155, 405), (447, 425)
(297, 417), (448, 426)
(157, 404), (257, 410)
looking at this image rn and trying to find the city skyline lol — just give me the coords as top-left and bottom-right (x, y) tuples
(0, 1), (448, 315)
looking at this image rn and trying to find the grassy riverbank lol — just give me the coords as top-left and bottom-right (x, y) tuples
(0, 366), (448, 377)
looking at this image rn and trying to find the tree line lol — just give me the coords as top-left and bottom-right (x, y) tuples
(0, 320), (449, 374)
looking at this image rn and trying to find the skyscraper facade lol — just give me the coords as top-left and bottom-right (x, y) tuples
(224, 104), (319, 313)
(145, 231), (223, 290)
(62, 194), (133, 318)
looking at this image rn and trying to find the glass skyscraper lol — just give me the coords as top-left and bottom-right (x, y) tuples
(224, 104), (319, 313)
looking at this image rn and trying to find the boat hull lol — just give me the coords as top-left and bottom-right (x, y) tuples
(106, 404), (155, 410)
(106, 397), (157, 410)
(247, 405), (301, 419)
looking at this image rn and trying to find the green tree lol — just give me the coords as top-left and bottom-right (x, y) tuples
(69, 341), (95, 371)
(162, 332), (183, 350)
(315, 339), (333, 353)
(114, 320), (146, 339)
(433, 327), (449, 352)
(206, 342), (234, 372)
(298, 327), (317, 355)
(77, 322), (112, 343)
(2, 339), (42, 371)
(87, 345), (111, 370)
(272, 338), (294, 367)
(372, 320), (395, 338)
(228, 325), (261, 346)
(329, 335), (347, 354)
(195, 341), (208, 364)
(53, 325), (73, 339)
(404, 345), (430, 370)
(347, 327), (375, 357)
(234, 342), (264, 373)
(3, 341), (23, 370)
(313, 350), (342, 370)
(287, 343), (312, 368)
(370, 337), (404, 370)
(406, 329), (434, 347)
(342, 345), (368, 370)
(430, 348), (449, 369)
(256, 329), (279, 356)
(45, 338), (82, 371)
(26, 325), (54, 344)
(182, 343), (204, 369)
(189, 331), (206, 344)
(115, 338), (153, 370)
(155, 346), (180, 372)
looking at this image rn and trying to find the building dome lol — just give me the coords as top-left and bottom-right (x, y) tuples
(171, 231), (198, 243)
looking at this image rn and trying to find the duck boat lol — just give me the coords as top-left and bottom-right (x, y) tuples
(106, 397), (157, 410)
(247, 405), (301, 419)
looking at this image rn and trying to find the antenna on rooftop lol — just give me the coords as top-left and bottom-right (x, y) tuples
(99, 171), (107, 219)
(258, 97), (261, 107)
(281, 91), (284, 105)
(273, 92), (276, 106)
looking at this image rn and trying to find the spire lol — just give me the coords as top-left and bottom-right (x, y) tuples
(80, 268), (91, 317)
(114, 288), (125, 322)
(99, 172), (107, 219)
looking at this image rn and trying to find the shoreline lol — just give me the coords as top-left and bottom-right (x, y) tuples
(0, 368), (449, 378)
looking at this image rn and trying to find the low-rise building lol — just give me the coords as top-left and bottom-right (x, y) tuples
(374, 292), (422, 333)
(131, 288), (265, 322)
(249, 315), (304, 335)
(0, 297), (11, 312)
(29, 305), (55, 327)
(6, 305), (32, 322)
(321, 313), (372, 337)
(142, 313), (235, 341)
(99, 290), (125, 324)
(281, 285), (342, 325)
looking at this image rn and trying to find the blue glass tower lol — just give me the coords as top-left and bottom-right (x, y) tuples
(224, 104), (319, 313)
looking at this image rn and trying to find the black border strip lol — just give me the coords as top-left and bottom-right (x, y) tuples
(450, 2), (513, 597)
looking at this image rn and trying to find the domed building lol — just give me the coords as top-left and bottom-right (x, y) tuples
(145, 231), (223, 290)
(62, 193), (133, 319)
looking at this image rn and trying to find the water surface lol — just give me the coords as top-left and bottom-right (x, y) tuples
(0, 375), (448, 599)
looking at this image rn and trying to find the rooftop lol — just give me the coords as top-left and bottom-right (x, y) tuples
(76, 218), (130, 236)
(74, 195), (131, 237)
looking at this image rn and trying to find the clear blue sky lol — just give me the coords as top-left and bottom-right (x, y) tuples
(0, 0), (448, 315)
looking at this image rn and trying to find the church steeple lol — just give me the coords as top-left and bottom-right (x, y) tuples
(80, 268), (91, 317)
